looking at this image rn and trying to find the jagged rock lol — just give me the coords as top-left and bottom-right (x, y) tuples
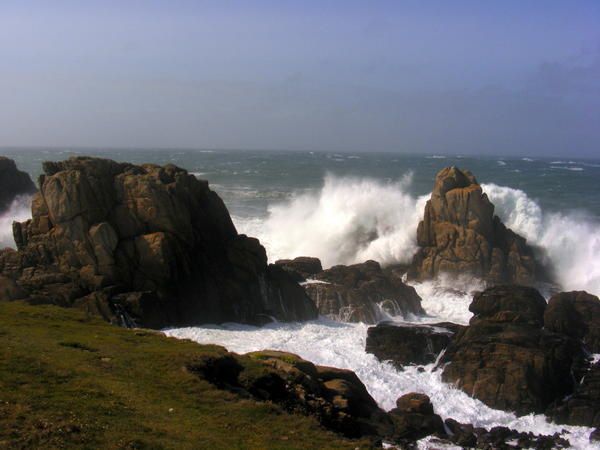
(388, 393), (445, 441)
(303, 260), (424, 323)
(0, 157), (36, 215)
(0, 157), (317, 327)
(365, 321), (460, 368)
(441, 285), (586, 415)
(274, 257), (323, 282)
(408, 166), (542, 285)
(188, 350), (393, 441)
(547, 360), (600, 428)
(544, 290), (600, 353)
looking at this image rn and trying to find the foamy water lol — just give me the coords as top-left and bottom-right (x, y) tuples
(165, 315), (598, 449)
(0, 196), (32, 248)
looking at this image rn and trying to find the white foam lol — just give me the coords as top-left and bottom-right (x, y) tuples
(165, 319), (598, 449)
(0, 196), (32, 249)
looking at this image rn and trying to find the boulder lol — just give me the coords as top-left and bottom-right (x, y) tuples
(303, 260), (424, 323)
(388, 393), (445, 441)
(441, 285), (586, 415)
(0, 157), (36, 214)
(365, 322), (459, 368)
(0, 157), (317, 327)
(274, 257), (323, 282)
(408, 166), (543, 285)
(544, 290), (600, 353)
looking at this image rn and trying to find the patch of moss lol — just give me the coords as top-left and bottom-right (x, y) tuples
(0, 301), (370, 449)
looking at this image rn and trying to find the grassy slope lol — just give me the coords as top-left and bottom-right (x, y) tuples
(0, 301), (370, 449)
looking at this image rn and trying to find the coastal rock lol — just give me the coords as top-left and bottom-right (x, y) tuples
(303, 260), (424, 323)
(0, 157), (317, 327)
(441, 285), (585, 415)
(0, 157), (36, 214)
(365, 321), (459, 368)
(388, 393), (445, 441)
(544, 290), (600, 353)
(408, 166), (541, 285)
(274, 257), (323, 282)
(189, 350), (393, 440)
(547, 360), (600, 428)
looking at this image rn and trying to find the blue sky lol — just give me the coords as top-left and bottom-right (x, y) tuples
(1, 1), (599, 156)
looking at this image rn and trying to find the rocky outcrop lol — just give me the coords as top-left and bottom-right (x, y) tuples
(544, 290), (600, 353)
(0, 157), (36, 214)
(274, 257), (323, 282)
(408, 166), (542, 285)
(187, 349), (393, 441)
(0, 157), (317, 327)
(441, 285), (586, 415)
(303, 260), (424, 323)
(366, 322), (460, 368)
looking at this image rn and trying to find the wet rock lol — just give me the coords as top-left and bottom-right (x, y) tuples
(0, 157), (317, 327)
(547, 360), (600, 428)
(544, 290), (600, 353)
(365, 321), (458, 367)
(441, 285), (586, 415)
(388, 393), (445, 441)
(408, 166), (543, 285)
(274, 257), (323, 282)
(304, 260), (424, 323)
(0, 157), (36, 214)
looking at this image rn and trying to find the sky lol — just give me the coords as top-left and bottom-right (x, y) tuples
(0, 1), (599, 157)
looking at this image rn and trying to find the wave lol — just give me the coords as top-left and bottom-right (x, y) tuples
(0, 196), (32, 249)
(236, 175), (600, 296)
(236, 173), (428, 268)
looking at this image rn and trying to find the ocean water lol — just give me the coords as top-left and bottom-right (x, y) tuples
(3, 148), (600, 448)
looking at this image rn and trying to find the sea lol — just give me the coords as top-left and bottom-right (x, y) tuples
(2, 148), (600, 448)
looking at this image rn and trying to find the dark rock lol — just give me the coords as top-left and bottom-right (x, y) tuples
(547, 360), (600, 428)
(0, 157), (36, 214)
(444, 418), (477, 448)
(388, 393), (445, 441)
(591, 428), (600, 442)
(0, 157), (317, 328)
(195, 350), (394, 441)
(274, 257), (323, 282)
(544, 290), (600, 353)
(408, 166), (544, 285)
(366, 321), (458, 367)
(441, 285), (586, 415)
(304, 260), (424, 323)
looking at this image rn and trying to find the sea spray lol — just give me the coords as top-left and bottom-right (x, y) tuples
(0, 196), (32, 248)
(165, 319), (599, 449)
(236, 175), (600, 296)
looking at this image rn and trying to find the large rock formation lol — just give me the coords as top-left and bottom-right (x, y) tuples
(544, 290), (600, 353)
(274, 256), (323, 282)
(408, 166), (541, 285)
(0, 156), (36, 214)
(441, 285), (585, 415)
(302, 260), (424, 323)
(0, 157), (317, 327)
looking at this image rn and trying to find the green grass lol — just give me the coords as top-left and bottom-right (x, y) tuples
(0, 301), (371, 449)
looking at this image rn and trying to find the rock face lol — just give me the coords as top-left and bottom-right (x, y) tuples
(274, 257), (323, 282)
(544, 290), (600, 353)
(0, 157), (36, 214)
(0, 157), (317, 327)
(441, 285), (585, 415)
(547, 360), (600, 429)
(366, 322), (459, 368)
(303, 260), (424, 323)
(408, 167), (540, 285)
(388, 393), (445, 441)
